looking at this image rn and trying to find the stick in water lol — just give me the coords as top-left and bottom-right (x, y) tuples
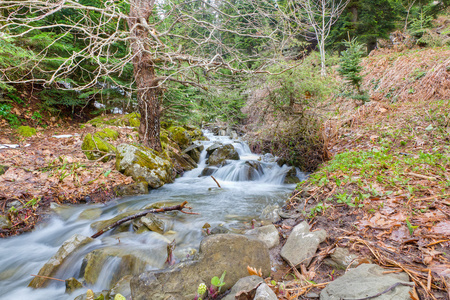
(211, 176), (221, 188)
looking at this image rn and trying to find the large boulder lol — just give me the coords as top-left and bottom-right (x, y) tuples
(280, 221), (327, 267)
(167, 126), (192, 150)
(320, 264), (413, 300)
(246, 225), (279, 249)
(116, 144), (174, 189)
(130, 234), (271, 300)
(207, 144), (240, 166)
(29, 234), (93, 288)
(168, 149), (197, 174)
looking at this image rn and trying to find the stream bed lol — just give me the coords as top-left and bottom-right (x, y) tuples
(0, 131), (305, 299)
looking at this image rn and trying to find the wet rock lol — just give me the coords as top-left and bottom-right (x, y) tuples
(142, 201), (184, 210)
(109, 275), (132, 300)
(254, 283), (277, 300)
(113, 181), (149, 196)
(207, 144), (239, 166)
(139, 214), (167, 234)
(223, 276), (264, 300)
(246, 225), (279, 249)
(200, 166), (218, 177)
(280, 221), (327, 267)
(0, 214), (11, 229)
(320, 264), (413, 300)
(77, 207), (103, 221)
(260, 204), (281, 223)
(65, 277), (83, 294)
(29, 234), (94, 288)
(81, 245), (167, 287)
(169, 149), (197, 173)
(116, 144), (174, 189)
(182, 144), (204, 163)
(260, 153), (276, 163)
(74, 290), (109, 300)
(324, 247), (360, 269)
(205, 142), (223, 157)
(283, 167), (300, 184)
(230, 130), (239, 140)
(130, 234), (271, 300)
(244, 161), (264, 180)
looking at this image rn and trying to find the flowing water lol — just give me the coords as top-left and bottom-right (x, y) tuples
(0, 131), (305, 299)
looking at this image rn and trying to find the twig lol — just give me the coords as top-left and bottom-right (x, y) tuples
(407, 172), (437, 181)
(426, 239), (450, 247)
(211, 176), (221, 188)
(30, 274), (65, 282)
(91, 201), (192, 238)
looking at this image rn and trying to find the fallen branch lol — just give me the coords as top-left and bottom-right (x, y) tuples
(211, 176), (221, 188)
(407, 172), (437, 181)
(91, 201), (195, 238)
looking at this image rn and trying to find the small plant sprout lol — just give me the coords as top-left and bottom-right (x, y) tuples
(405, 218), (418, 236)
(194, 282), (207, 300)
(206, 271), (226, 298)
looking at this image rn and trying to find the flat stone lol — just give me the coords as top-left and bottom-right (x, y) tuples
(130, 234), (271, 300)
(280, 222), (327, 267)
(246, 225), (279, 249)
(320, 264), (413, 300)
(254, 283), (277, 300)
(77, 208), (102, 221)
(324, 247), (360, 269)
(29, 234), (93, 288)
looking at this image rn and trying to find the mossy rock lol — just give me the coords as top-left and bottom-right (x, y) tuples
(81, 133), (116, 162)
(0, 165), (9, 176)
(167, 126), (192, 150)
(116, 144), (174, 189)
(17, 126), (36, 137)
(87, 113), (141, 128)
(95, 128), (119, 141)
(186, 128), (204, 141)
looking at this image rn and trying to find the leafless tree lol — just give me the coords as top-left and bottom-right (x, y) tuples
(0, 0), (297, 151)
(286, 0), (350, 76)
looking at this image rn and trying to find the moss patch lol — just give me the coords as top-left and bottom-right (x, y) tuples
(17, 126), (36, 137)
(81, 133), (116, 161)
(168, 126), (191, 149)
(95, 128), (119, 141)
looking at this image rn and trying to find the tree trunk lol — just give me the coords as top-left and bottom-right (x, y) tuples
(127, 0), (162, 152)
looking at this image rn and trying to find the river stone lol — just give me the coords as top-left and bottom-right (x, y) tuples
(115, 144), (174, 189)
(90, 210), (140, 232)
(210, 224), (230, 235)
(254, 283), (277, 300)
(207, 144), (240, 166)
(200, 166), (218, 177)
(65, 277), (83, 294)
(182, 144), (204, 163)
(243, 161), (264, 180)
(74, 290), (109, 300)
(29, 234), (94, 288)
(139, 214), (166, 234)
(222, 276), (264, 300)
(109, 275), (132, 300)
(246, 225), (279, 249)
(280, 221), (327, 267)
(260, 204), (281, 223)
(324, 247), (360, 269)
(81, 245), (167, 287)
(283, 167), (300, 184)
(114, 181), (149, 196)
(130, 233), (271, 300)
(320, 264), (413, 300)
(167, 126), (192, 150)
(0, 214), (11, 229)
(205, 142), (223, 157)
(78, 208), (103, 221)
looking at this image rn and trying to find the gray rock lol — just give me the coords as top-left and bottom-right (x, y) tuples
(280, 222), (327, 267)
(139, 214), (167, 234)
(246, 225), (279, 249)
(0, 214), (11, 229)
(90, 210), (140, 232)
(207, 144), (240, 166)
(6, 200), (22, 211)
(283, 167), (300, 184)
(206, 142), (223, 157)
(77, 208), (103, 221)
(324, 247), (360, 269)
(29, 234), (93, 288)
(260, 204), (281, 223)
(130, 234), (271, 300)
(182, 144), (204, 163)
(223, 276), (264, 300)
(116, 144), (174, 189)
(109, 275), (132, 300)
(254, 283), (278, 300)
(200, 167), (218, 177)
(320, 264), (413, 300)
(210, 225), (230, 235)
(114, 181), (149, 196)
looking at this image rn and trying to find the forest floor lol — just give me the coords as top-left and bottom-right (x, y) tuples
(0, 120), (135, 237)
(272, 48), (450, 299)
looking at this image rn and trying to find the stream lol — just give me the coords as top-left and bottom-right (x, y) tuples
(0, 131), (305, 299)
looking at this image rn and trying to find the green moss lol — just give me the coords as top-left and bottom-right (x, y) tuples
(17, 126), (36, 137)
(129, 117), (140, 127)
(95, 128), (119, 140)
(81, 133), (116, 161)
(168, 126), (191, 149)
